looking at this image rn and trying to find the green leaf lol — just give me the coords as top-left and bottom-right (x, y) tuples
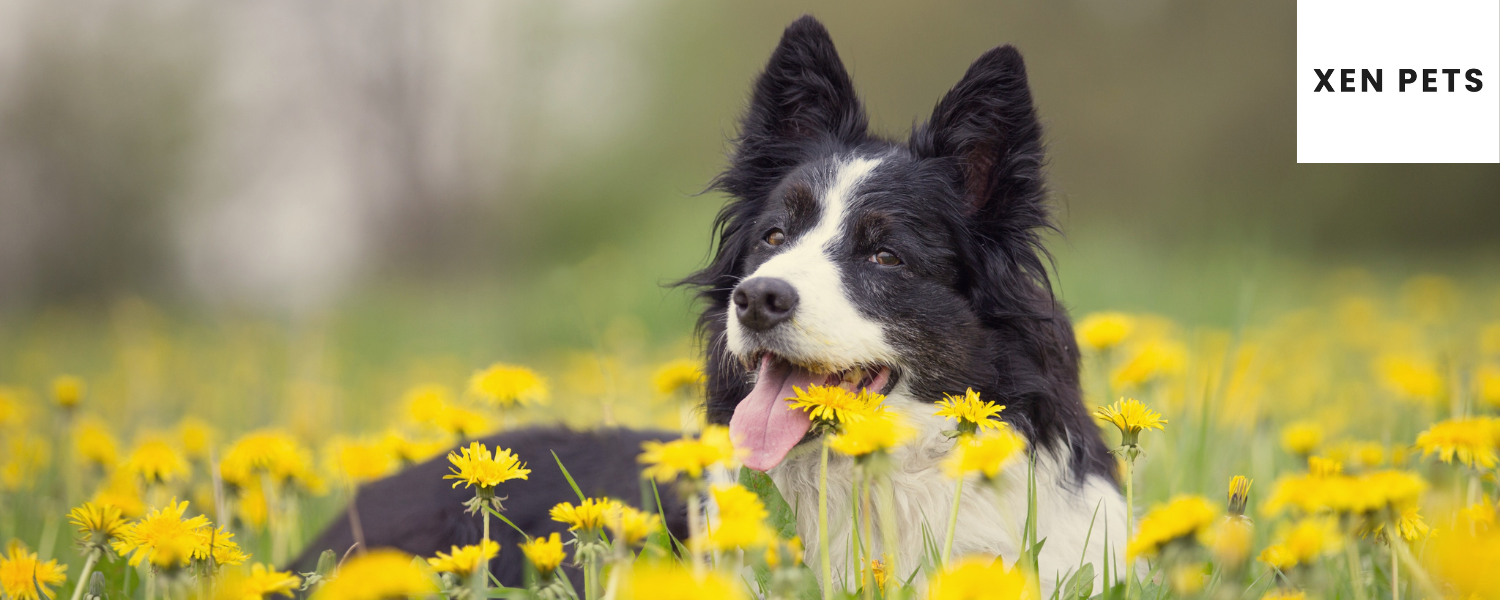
(551, 450), (587, 503)
(483, 505), (531, 540)
(739, 466), (796, 539)
(1062, 563), (1094, 600)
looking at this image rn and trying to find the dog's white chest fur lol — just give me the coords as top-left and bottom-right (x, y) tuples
(766, 396), (1126, 595)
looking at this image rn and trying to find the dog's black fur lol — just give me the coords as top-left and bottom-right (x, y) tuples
(291, 428), (688, 588)
(297, 14), (1114, 589)
(687, 16), (1113, 485)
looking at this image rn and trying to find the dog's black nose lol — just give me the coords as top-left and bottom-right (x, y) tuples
(733, 277), (798, 331)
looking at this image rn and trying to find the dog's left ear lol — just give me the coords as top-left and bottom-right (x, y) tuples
(911, 45), (1046, 222)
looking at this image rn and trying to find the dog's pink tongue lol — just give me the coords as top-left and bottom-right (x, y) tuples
(729, 356), (821, 472)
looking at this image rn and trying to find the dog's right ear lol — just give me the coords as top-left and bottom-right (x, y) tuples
(717, 15), (868, 202)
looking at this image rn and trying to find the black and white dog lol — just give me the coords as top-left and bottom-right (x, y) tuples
(298, 15), (1124, 594)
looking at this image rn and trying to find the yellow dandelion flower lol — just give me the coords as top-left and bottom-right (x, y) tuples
(1459, 496), (1496, 532)
(112, 498), (210, 569)
(223, 563), (301, 600)
(1260, 590), (1307, 600)
(68, 502), (127, 547)
(827, 410), (915, 457)
(1415, 417), (1500, 469)
(194, 525), (248, 566)
(1382, 506), (1431, 543)
(1227, 475), (1253, 516)
(1077, 312), (1134, 351)
(927, 556), (1033, 600)
(1094, 397), (1166, 445)
(1207, 517), (1254, 567)
(787, 385), (882, 425)
(619, 562), (747, 600)
(219, 430), (316, 489)
(236, 481), (268, 529)
(943, 426), (1027, 480)
(1257, 517), (1342, 570)
(550, 497), (617, 531)
(0, 387), (28, 429)
(1308, 456), (1343, 477)
(2, 434), (50, 491)
(638, 425), (737, 483)
(426, 540), (499, 578)
(51, 375), (85, 409)
(1345, 441), (1387, 470)
(1127, 495), (1218, 559)
(764, 536), (803, 569)
(1375, 353), (1444, 403)
(468, 363), (549, 407)
(1168, 563), (1208, 595)
(444, 442), (529, 490)
(123, 438), (190, 484)
(404, 384), (453, 425)
(176, 417), (216, 461)
(0, 542), (67, 600)
(653, 359), (705, 396)
(605, 504), (661, 547)
(313, 549), (435, 600)
(74, 417), (119, 469)
(1477, 364), (1500, 408)
(1111, 339), (1186, 390)
(520, 533), (565, 575)
(327, 437), (396, 484)
(934, 388), (1005, 435)
(433, 404), (492, 439)
(1279, 422), (1323, 456)
(1426, 526), (1500, 598)
(701, 484), (773, 551)
(868, 556), (889, 588)
(1263, 469), (1426, 516)
(90, 472), (145, 518)
(380, 431), (448, 466)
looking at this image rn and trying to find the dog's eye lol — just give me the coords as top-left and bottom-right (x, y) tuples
(764, 228), (786, 246)
(870, 250), (902, 266)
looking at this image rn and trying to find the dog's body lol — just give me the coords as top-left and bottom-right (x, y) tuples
(298, 15), (1125, 595)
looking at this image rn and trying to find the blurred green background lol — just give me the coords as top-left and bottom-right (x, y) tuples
(2, 0), (1498, 369)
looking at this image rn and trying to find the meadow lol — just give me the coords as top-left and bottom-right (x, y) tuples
(1, 269), (1498, 600)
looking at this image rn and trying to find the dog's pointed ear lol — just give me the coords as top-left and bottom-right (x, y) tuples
(913, 45), (1056, 309)
(911, 45), (1046, 224)
(720, 16), (867, 201)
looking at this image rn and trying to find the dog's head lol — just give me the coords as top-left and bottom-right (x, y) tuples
(687, 16), (1090, 474)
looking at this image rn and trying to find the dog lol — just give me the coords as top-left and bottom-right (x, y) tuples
(296, 15), (1125, 595)
(684, 15), (1125, 592)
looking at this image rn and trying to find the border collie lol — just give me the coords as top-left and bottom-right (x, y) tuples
(298, 15), (1125, 595)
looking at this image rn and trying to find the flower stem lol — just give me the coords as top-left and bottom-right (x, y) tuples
(687, 490), (704, 575)
(860, 474), (873, 600)
(145, 567), (157, 600)
(1123, 453), (1134, 600)
(482, 504), (492, 595)
(1390, 533), (1442, 600)
(1346, 541), (1367, 600)
(879, 475), (899, 598)
(68, 548), (101, 600)
(819, 438), (832, 600)
(1390, 539), (1399, 600)
(943, 474), (964, 565)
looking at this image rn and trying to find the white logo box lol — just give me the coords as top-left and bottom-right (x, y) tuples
(1297, 0), (1499, 163)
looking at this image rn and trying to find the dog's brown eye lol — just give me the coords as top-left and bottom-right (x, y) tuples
(765, 228), (786, 246)
(871, 250), (901, 266)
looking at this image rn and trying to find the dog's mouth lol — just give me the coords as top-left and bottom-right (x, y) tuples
(729, 352), (894, 472)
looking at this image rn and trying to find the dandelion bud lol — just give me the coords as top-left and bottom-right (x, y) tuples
(1227, 475), (1252, 517)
